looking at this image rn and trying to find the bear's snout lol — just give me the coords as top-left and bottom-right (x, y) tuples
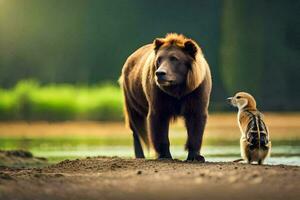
(155, 69), (167, 81)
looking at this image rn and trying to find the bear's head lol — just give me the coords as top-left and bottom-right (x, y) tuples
(152, 33), (206, 97)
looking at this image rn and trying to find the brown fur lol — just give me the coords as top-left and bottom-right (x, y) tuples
(119, 33), (212, 161)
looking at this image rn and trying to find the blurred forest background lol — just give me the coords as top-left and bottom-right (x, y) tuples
(0, 0), (299, 121)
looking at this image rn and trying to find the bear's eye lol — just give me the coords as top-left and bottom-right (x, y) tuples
(156, 57), (162, 66)
(169, 56), (178, 62)
(236, 96), (241, 99)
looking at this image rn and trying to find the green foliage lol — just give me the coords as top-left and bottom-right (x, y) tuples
(0, 1), (299, 111)
(0, 80), (123, 121)
(219, 0), (300, 110)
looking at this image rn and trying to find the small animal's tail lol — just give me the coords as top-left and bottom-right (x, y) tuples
(233, 158), (244, 163)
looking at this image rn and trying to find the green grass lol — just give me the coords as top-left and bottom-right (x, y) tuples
(0, 80), (124, 121)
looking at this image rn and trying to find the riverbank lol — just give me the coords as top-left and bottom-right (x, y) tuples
(0, 156), (299, 200)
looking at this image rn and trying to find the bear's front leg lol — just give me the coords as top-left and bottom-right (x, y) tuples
(148, 112), (172, 159)
(184, 112), (207, 162)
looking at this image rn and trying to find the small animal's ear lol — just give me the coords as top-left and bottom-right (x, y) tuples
(153, 38), (164, 51)
(184, 39), (198, 58)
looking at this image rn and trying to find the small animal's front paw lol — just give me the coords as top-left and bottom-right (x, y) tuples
(186, 153), (205, 163)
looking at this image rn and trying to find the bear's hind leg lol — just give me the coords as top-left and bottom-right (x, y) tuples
(132, 130), (145, 158)
(124, 95), (147, 158)
(128, 113), (147, 159)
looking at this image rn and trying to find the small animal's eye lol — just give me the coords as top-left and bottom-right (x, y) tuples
(236, 96), (241, 99)
(169, 56), (178, 62)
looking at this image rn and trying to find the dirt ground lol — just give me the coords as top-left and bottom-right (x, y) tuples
(0, 155), (299, 200)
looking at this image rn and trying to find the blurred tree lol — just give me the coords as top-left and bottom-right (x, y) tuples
(220, 0), (264, 97)
(0, 0), (221, 86)
(0, 0), (299, 111)
(220, 0), (300, 110)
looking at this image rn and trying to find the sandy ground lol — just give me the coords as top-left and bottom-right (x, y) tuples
(0, 154), (299, 200)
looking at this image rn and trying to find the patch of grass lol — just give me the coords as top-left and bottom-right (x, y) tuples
(0, 80), (124, 121)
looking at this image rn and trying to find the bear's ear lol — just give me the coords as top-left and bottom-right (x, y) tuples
(184, 40), (198, 59)
(153, 38), (164, 51)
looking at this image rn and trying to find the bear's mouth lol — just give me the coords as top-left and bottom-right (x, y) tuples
(157, 79), (175, 86)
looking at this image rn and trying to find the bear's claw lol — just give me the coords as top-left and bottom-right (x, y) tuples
(186, 154), (205, 163)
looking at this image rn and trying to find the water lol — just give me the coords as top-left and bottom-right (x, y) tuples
(20, 143), (300, 166)
(1, 115), (299, 166)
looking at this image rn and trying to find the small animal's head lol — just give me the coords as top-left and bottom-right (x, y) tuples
(152, 33), (206, 96)
(227, 92), (257, 110)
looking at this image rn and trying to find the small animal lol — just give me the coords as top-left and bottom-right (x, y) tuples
(119, 33), (212, 161)
(227, 92), (271, 165)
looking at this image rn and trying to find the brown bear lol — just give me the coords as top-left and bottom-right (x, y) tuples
(119, 33), (212, 161)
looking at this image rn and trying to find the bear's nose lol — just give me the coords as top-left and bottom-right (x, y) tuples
(155, 70), (167, 78)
